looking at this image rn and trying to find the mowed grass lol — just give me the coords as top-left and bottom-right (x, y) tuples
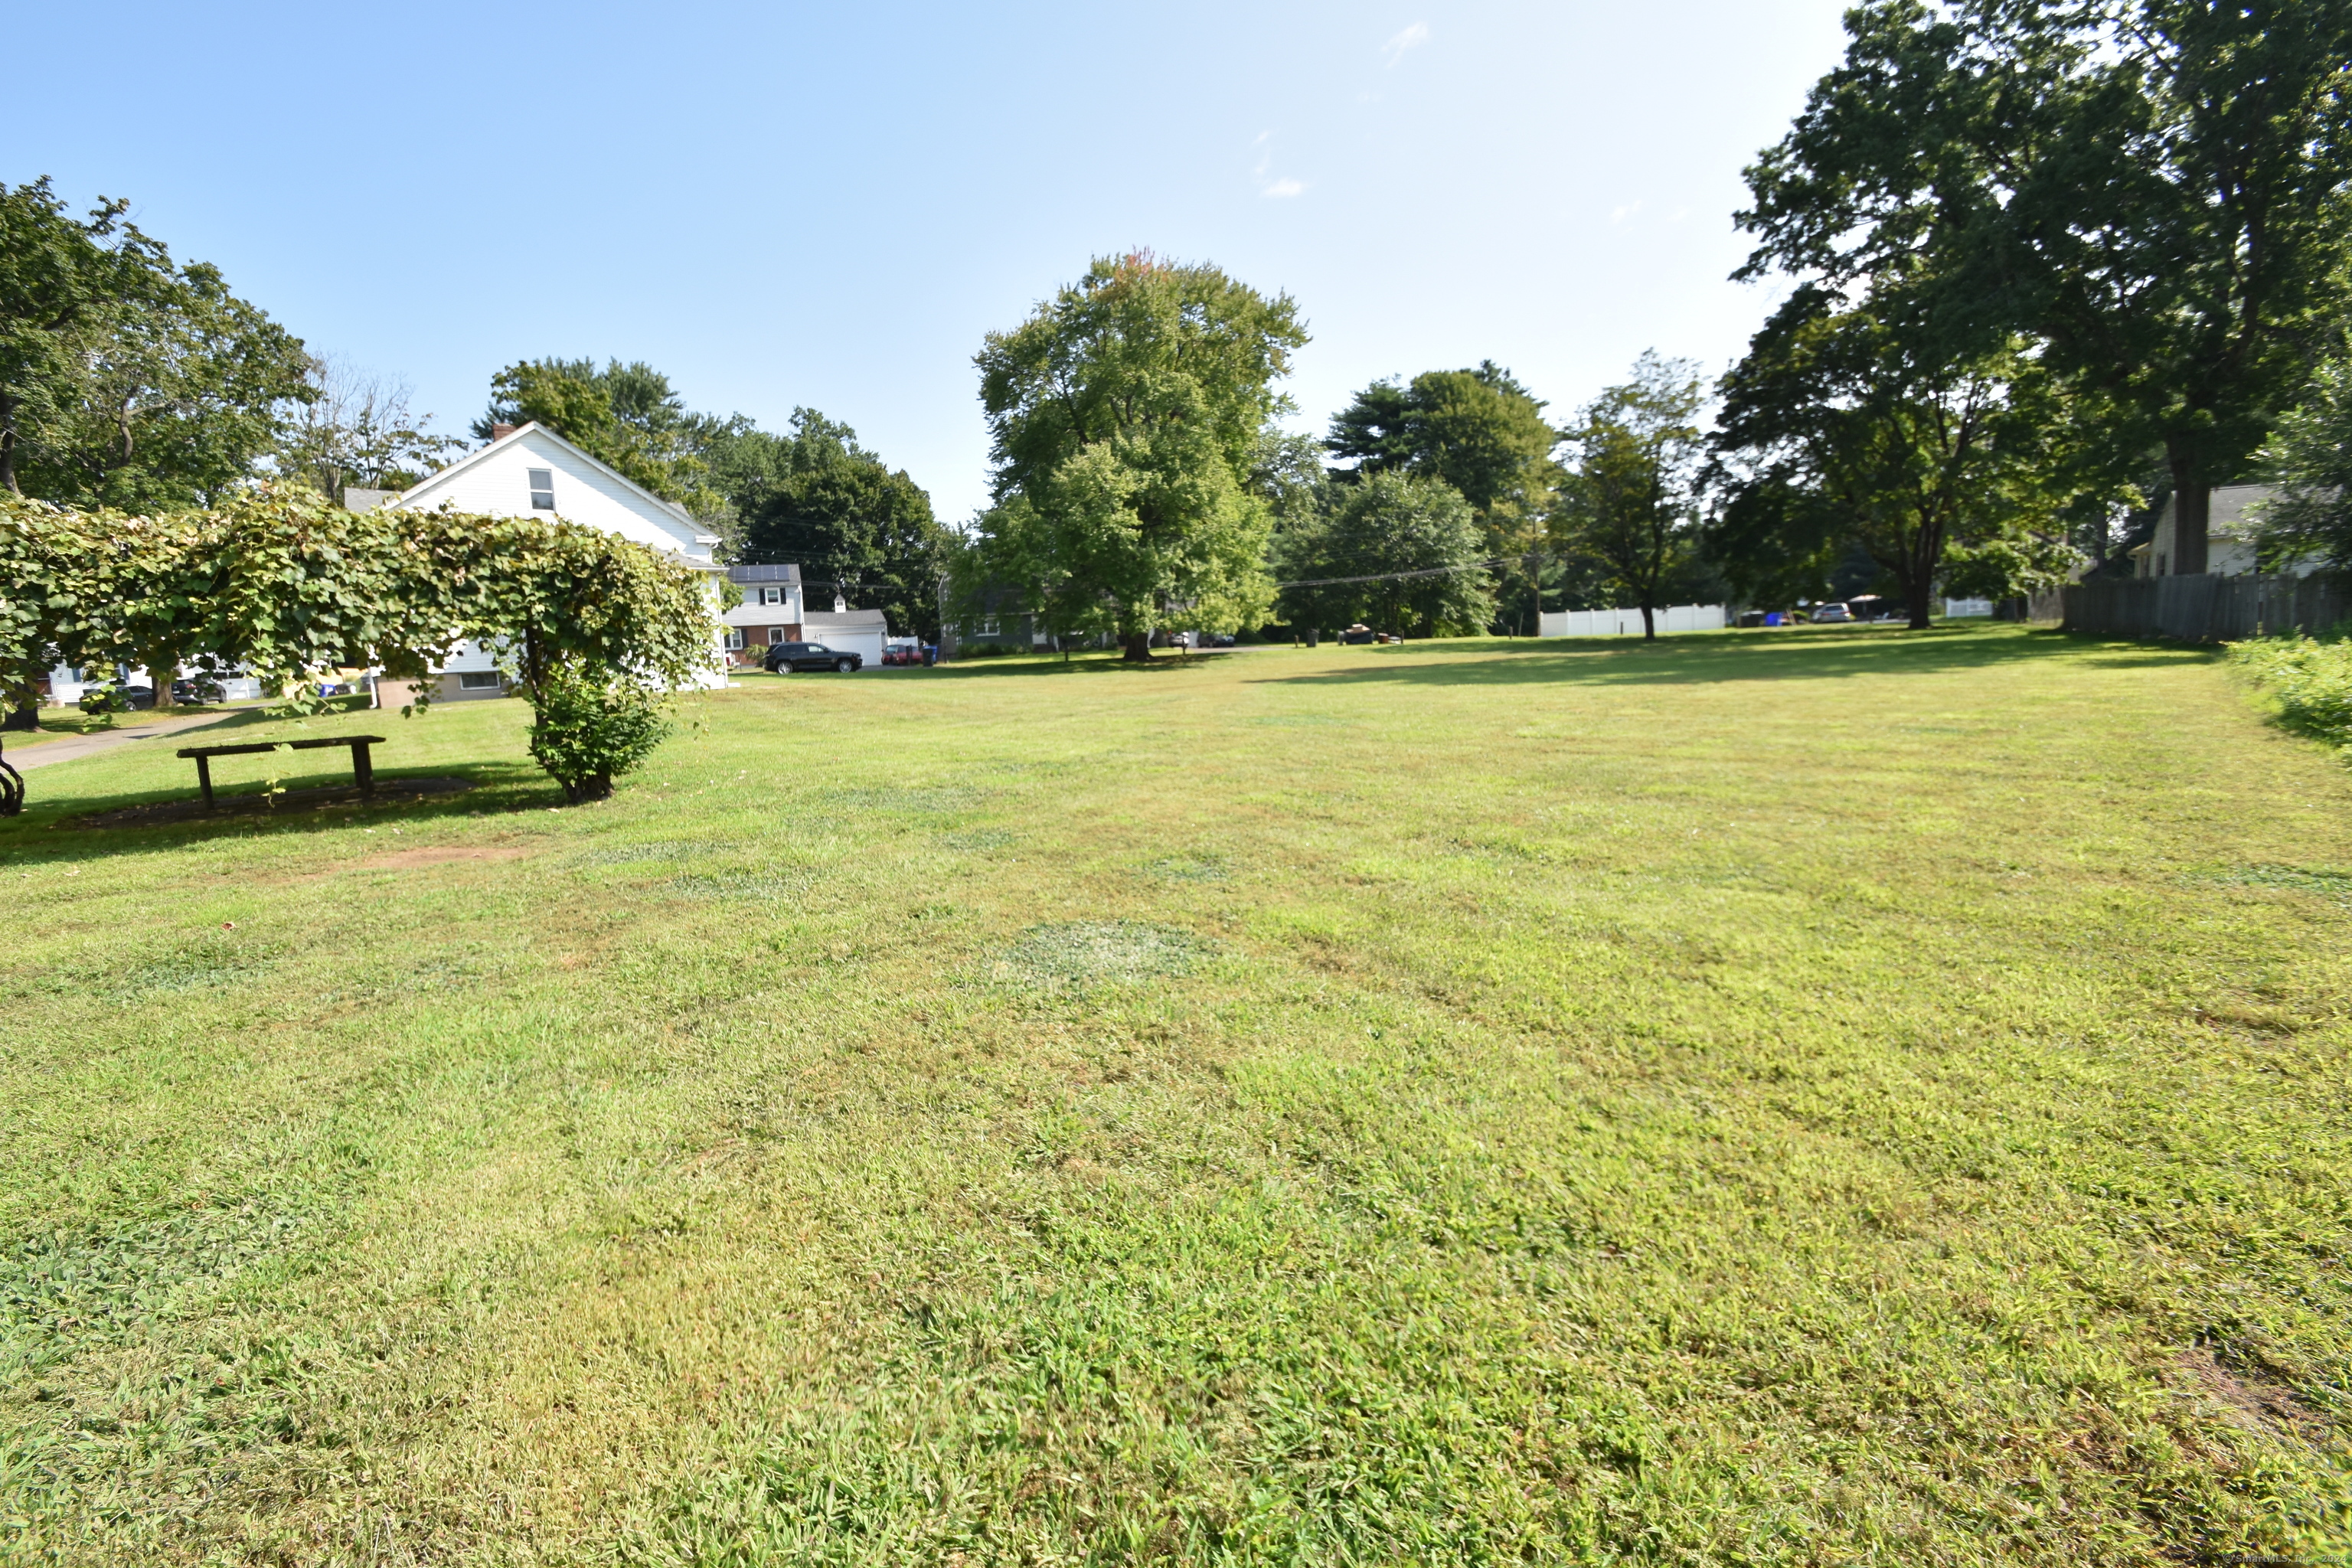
(3, 625), (2350, 1566)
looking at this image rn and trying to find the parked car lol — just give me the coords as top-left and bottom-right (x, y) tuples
(763, 641), (863, 673)
(172, 677), (227, 704)
(880, 638), (924, 666)
(1811, 601), (1854, 623)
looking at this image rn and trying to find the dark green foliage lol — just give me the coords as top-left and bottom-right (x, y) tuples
(1710, 290), (2087, 627)
(2, 178), (310, 511)
(740, 410), (948, 640)
(968, 251), (1305, 659)
(524, 659), (674, 805)
(475, 357), (717, 511)
(2254, 336), (2352, 570)
(1325, 361), (1557, 526)
(1328, 362), (1558, 627)
(1553, 354), (1710, 639)
(1739, 0), (2352, 573)
(1275, 471), (1492, 638)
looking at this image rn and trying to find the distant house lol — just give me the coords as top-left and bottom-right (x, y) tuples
(369, 421), (730, 700)
(721, 567), (892, 667)
(724, 565), (808, 662)
(2129, 483), (2320, 579)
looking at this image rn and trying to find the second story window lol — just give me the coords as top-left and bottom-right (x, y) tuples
(528, 468), (556, 511)
(762, 586), (784, 606)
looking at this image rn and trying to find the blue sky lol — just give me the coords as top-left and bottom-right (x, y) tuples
(8, 0), (1851, 523)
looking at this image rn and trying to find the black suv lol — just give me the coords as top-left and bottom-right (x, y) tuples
(763, 641), (864, 673)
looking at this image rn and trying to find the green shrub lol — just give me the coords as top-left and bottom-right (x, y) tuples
(2228, 631), (2352, 754)
(524, 660), (673, 804)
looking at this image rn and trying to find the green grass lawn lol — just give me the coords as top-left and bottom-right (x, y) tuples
(4, 625), (2348, 1566)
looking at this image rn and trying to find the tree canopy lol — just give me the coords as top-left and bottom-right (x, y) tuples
(969, 251), (1306, 661)
(1740, 0), (2352, 574)
(1275, 470), (1492, 639)
(2252, 331), (2352, 571)
(1710, 289), (2087, 628)
(1326, 362), (1557, 623)
(1552, 354), (1711, 640)
(2, 178), (310, 511)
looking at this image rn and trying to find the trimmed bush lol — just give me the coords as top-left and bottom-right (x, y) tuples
(525, 660), (672, 803)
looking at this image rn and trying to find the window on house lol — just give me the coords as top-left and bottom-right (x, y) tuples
(761, 586), (783, 606)
(456, 671), (503, 690)
(528, 468), (556, 510)
(769, 627), (789, 644)
(977, 616), (1000, 636)
(725, 629), (745, 651)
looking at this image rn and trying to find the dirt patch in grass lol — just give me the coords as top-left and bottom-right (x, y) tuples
(1002, 920), (1203, 988)
(2171, 1347), (2328, 1445)
(354, 845), (534, 872)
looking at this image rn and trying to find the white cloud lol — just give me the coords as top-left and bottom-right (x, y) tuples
(1610, 200), (1643, 225)
(1262, 178), (1307, 199)
(1381, 21), (1429, 66)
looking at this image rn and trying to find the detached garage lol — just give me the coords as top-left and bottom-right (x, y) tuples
(799, 609), (890, 668)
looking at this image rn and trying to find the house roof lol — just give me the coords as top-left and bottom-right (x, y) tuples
(394, 422), (712, 541)
(729, 564), (802, 584)
(805, 609), (889, 631)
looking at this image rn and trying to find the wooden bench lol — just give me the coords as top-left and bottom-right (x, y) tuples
(178, 735), (386, 808)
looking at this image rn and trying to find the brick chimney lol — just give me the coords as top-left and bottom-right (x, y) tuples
(490, 423), (518, 441)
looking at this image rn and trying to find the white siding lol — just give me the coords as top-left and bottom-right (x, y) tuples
(394, 429), (711, 562)
(390, 426), (730, 690)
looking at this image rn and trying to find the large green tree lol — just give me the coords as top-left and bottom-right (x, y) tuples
(1712, 287), (2086, 629)
(2, 181), (149, 496)
(2, 178), (309, 511)
(1741, 0), (2352, 576)
(971, 251), (1305, 662)
(1274, 471), (1492, 639)
(1326, 361), (1557, 619)
(740, 409), (947, 640)
(1553, 354), (1711, 641)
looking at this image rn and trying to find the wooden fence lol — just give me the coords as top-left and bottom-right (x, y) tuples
(2060, 573), (2347, 642)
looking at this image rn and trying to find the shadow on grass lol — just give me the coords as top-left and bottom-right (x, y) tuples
(0, 758), (561, 864)
(1251, 626), (2219, 689)
(840, 652), (1246, 681)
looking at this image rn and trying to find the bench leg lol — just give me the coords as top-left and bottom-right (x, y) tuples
(196, 755), (214, 809)
(354, 743), (374, 795)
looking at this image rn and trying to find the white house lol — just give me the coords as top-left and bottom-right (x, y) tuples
(368, 422), (730, 700)
(2129, 483), (2321, 579)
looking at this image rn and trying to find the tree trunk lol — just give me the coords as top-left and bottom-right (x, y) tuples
(3, 701), (36, 732)
(0, 394), (18, 495)
(144, 647), (177, 710)
(1641, 604), (1657, 640)
(2166, 442), (2210, 577)
(1122, 630), (1153, 662)
(1906, 581), (1934, 630)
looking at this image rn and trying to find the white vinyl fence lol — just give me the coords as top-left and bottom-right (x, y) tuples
(1537, 604), (1726, 638)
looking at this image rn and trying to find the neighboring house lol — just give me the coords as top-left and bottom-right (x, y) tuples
(723, 564), (808, 662)
(946, 584), (1052, 655)
(367, 421), (730, 700)
(2129, 483), (2319, 579)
